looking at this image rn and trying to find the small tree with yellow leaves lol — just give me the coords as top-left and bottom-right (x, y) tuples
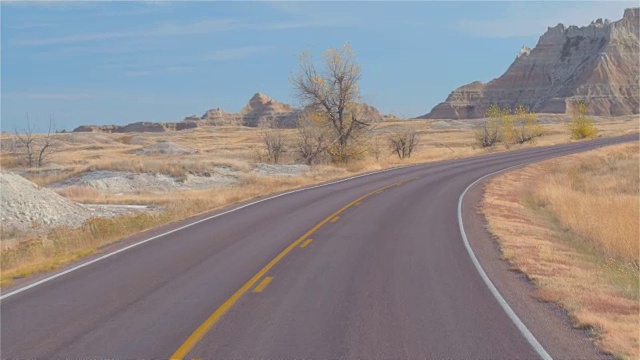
(511, 105), (544, 145)
(291, 43), (371, 163)
(567, 102), (598, 139)
(475, 104), (505, 148)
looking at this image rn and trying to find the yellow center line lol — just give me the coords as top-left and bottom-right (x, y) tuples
(330, 216), (340, 223)
(299, 239), (313, 248)
(252, 277), (273, 293)
(355, 201), (362, 206)
(170, 175), (419, 359)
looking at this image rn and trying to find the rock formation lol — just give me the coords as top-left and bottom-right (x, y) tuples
(196, 93), (300, 127)
(73, 92), (383, 133)
(192, 92), (383, 128)
(74, 121), (198, 133)
(421, 8), (639, 119)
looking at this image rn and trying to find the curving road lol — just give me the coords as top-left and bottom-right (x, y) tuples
(1, 134), (636, 359)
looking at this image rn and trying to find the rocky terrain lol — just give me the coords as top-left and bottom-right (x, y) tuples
(422, 8), (639, 119)
(0, 172), (150, 233)
(193, 93), (384, 127)
(74, 120), (198, 133)
(73, 92), (384, 133)
(48, 170), (239, 194)
(195, 92), (300, 127)
(133, 141), (195, 156)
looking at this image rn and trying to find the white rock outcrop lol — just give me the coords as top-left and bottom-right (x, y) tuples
(1, 172), (90, 231)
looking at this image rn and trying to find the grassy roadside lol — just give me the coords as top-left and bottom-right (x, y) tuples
(482, 142), (639, 359)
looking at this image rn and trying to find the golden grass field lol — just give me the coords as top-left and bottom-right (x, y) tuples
(0, 116), (637, 287)
(483, 142), (639, 359)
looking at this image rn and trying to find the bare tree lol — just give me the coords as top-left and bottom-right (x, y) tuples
(370, 133), (383, 162)
(295, 113), (331, 165)
(291, 43), (371, 162)
(262, 127), (286, 164)
(388, 128), (419, 159)
(14, 115), (59, 168)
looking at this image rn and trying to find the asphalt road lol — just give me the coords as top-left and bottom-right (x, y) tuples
(1, 134), (637, 359)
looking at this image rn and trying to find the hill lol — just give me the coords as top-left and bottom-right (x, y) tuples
(421, 8), (639, 119)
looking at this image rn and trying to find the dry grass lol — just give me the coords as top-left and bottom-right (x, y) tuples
(0, 117), (637, 286)
(483, 142), (639, 359)
(534, 149), (638, 264)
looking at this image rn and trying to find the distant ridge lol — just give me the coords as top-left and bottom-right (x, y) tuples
(74, 93), (384, 133)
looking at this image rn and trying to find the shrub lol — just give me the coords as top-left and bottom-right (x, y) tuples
(568, 102), (598, 139)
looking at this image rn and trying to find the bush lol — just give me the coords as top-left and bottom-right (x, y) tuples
(475, 105), (505, 148)
(388, 128), (419, 159)
(568, 102), (598, 139)
(476, 104), (544, 148)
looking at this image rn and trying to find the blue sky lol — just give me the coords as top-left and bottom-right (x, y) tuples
(1, 1), (634, 131)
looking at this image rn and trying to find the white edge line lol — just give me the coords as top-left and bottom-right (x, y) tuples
(0, 164), (417, 301)
(457, 162), (553, 360)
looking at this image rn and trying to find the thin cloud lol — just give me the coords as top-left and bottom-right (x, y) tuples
(124, 70), (155, 77)
(35, 42), (166, 58)
(8, 22), (58, 30)
(13, 17), (343, 47)
(113, 45), (271, 77)
(2, 92), (96, 101)
(124, 65), (194, 77)
(202, 45), (275, 61)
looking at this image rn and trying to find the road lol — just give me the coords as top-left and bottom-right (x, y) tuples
(1, 135), (636, 359)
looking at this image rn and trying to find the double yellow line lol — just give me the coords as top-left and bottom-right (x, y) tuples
(171, 175), (419, 359)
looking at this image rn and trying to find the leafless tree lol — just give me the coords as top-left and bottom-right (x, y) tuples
(291, 43), (371, 162)
(370, 133), (383, 162)
(262, 126), (286, 164)
(14, 115), (59, 168)
(295, 114), (332, 165)
(388, 128), (419, 159)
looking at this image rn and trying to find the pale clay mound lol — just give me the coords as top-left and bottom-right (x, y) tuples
(134, 141), (195, 156)
(1, 172), (89, 230)
(49, 170), (238, 194)
(255, 164), (310, 177)
(0, 172), (153, 234)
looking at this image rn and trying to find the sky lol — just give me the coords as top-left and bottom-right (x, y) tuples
(1, 1), (635, 132)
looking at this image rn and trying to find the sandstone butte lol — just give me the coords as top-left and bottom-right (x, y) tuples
(74, 92), (383, 133)
(420, 8), (640, 119)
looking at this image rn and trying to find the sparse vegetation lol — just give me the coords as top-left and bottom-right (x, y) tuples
(568, 102), (599, 139)
(475, 105), (504, 148)
(483, 142), (639, 359)
(504, 105), (544, 146)
(476, 104), (543, 148)
(295, 113), (331, 165)
(14, 116), (60, 168)
(291, 43), (372, 163)
(262, 127), (287, 164)
(388, 127), (419, 159)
